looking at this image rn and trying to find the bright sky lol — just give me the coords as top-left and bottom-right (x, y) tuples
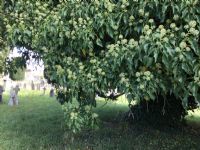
(9, 48), (44, 73)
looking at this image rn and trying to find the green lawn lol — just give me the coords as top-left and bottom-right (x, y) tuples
(0, 90), (200, 150)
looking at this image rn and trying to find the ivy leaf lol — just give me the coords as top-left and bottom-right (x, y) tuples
(82, 49), (86, 57)
(162, 54), (170, 69)
(106, 25), (114, 38)
(153, 50), (159, 62)
(188, 39), (200, 56)
(96, 38), (103, 47)
(126, 94), (133, 103)
(143, 56), (153, 67)
(182, 63), (191, 74)
(182, 91), (189, 108)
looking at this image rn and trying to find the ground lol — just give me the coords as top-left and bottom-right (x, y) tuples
(0, 90), (200, 150)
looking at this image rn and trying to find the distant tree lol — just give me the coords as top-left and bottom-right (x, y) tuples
(9, 67), (25, 81)
(8, 57), (26, 81)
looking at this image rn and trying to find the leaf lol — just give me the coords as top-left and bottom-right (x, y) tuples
(106, 25), (114, 38)
(188, 39), (200, 56)
(162, 54), (170, 69)
(123, 15), (128, 24)
(147, 92), (155, 100)
(96, 38), (103, 47)
(181, 63), (191, 74)
(126, 94), (132, 103)
(182, 91), (189, 108)
(25, 30), (31, 36)
(154, 51), (159, 62)
(165, 43), (173, 56)
(143, 56), (153, 67)
(82, 49), (86, 57)
(191, 84), (198, 98)
(143, 43), (149, 53)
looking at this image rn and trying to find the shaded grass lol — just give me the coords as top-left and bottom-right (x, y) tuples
(0, 90), (200, 150)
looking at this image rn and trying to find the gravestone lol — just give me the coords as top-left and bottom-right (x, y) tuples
(40, 79), (45, 87)
(15, 85), (20, 96)
(8, 86), (18, 106)
(3, 79), (6, 90)
(37, 84), (40, 90)
(50, 88), (55, 97)
(31, 81), (35, 90)
(23, 83), (27, 89)
(43, 86), (46, 95)
(0, 85), (4, 103)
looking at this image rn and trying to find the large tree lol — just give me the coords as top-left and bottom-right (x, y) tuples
(2, 0), (200, 124)
(0, 0), (9, 74)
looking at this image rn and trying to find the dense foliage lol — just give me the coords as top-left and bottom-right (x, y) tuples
(62, 102), (99, 133)
(0, 1), (9, 73)
(2, 0), (200, 126)
(9, 67), (25, 81)
(8, 57), (26, 81)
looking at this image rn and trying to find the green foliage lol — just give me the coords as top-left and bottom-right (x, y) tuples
(8, 57), (26, 81)
(9, 67), (25, 81)
(62, 102), (99, 133)
(0, 1), (9, 74)
(2, 0), (200, 123)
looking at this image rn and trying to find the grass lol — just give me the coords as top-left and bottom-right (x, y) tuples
(0, 90), (200, 150)
(0, 90), (64, 150)
(186, 109), (200, 130)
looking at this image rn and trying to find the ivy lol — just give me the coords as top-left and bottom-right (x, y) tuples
(2, 0), (200, 129)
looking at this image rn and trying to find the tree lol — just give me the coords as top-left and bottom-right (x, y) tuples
(0, 0), (9, 74)
(8, 57), (26, 81)
(2, 0), (200, 125)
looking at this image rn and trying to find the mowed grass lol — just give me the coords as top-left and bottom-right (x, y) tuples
(0, 90), (199, 150)
(0, 90), (65, 150)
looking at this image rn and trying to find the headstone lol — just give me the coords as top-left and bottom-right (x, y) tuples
(31, 81), (35, 90)
(37, 84), (40, 90)
(15, 85), (20, 96)
(18, 83), (22, 88)
(8, 86), (18, 106)
(3, 79), (6, 90)
(43, 86), (46, 95)
(40, 79), (45, 87)
(50, 88), (55, 97)
(23, 83), (27, 89)
(0, 85), (4, 103)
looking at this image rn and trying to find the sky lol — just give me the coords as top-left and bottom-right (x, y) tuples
(1, 48), (45, 88)
(9, 48), (44, 73)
